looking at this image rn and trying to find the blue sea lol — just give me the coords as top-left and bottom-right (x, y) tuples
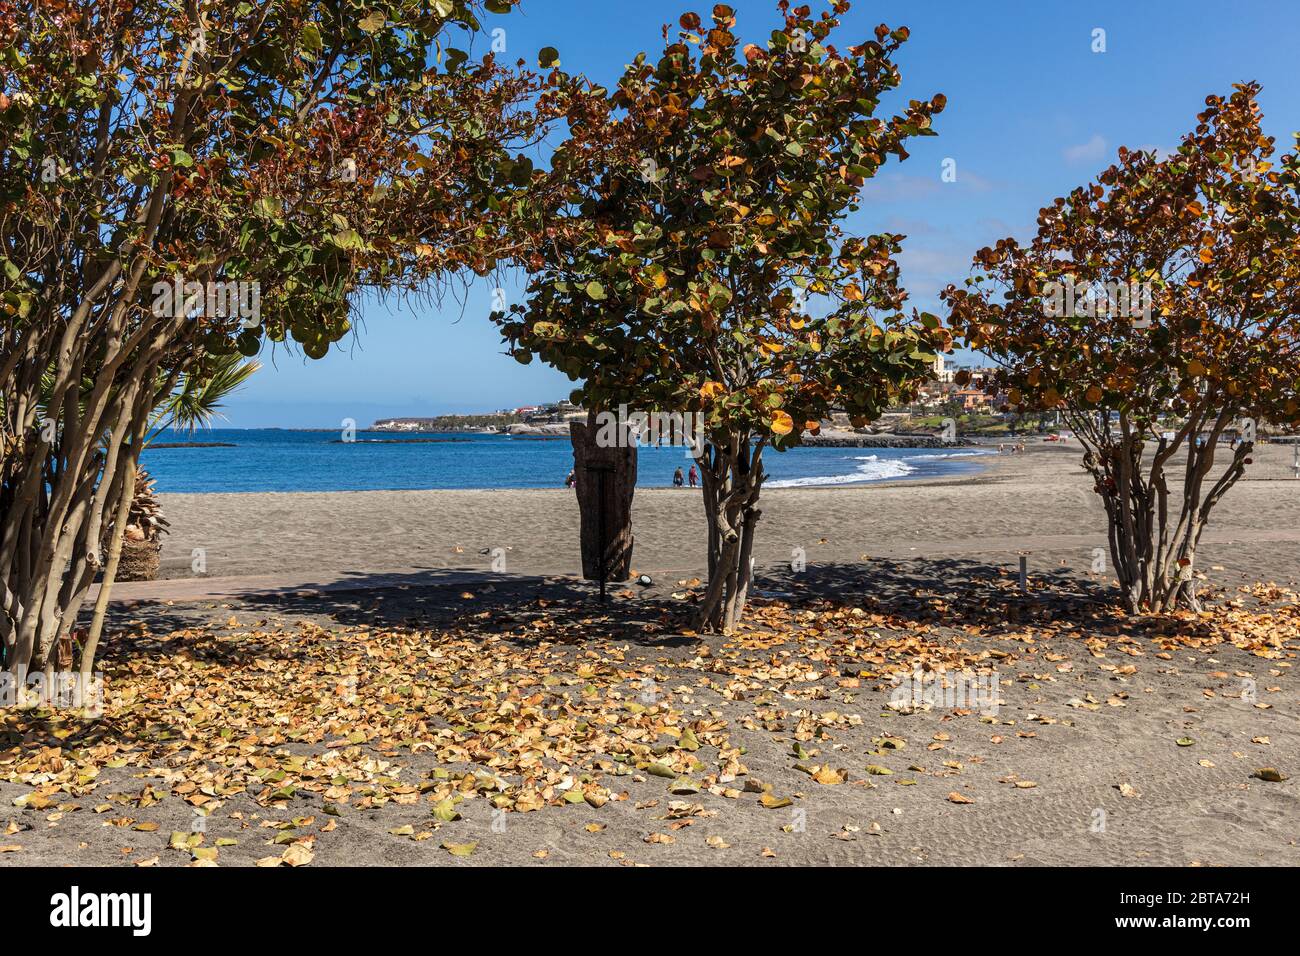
(139, 429), (995, 493)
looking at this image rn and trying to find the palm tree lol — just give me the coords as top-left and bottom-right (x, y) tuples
(145, 353), (262, 446)
(115, 354), (261, 579)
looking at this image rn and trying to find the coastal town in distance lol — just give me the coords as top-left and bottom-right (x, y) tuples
(372, 357), (1050, 440)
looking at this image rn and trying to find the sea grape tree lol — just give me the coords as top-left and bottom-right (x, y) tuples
(496, 2), (948, 631)
(943, 84), (1300, 613)
(0, 0), (569, 684)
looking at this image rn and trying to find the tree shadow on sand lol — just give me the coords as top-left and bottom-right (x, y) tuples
(750, 554), (1224, 642)
(92, 554), (1225, 655)
(92, 566), (703, 657)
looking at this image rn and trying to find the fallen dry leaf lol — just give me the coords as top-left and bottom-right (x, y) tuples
(1252, 768), (1288, 782)
(281, 844), (314, 867)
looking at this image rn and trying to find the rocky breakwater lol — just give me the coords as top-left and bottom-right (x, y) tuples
(503, 423), (573, 439)
(803, 430), (974, 448)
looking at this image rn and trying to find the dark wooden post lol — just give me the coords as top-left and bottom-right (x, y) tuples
(570, 410), (636, 595)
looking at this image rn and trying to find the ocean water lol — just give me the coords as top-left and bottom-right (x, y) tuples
(139, 429), (995, 493)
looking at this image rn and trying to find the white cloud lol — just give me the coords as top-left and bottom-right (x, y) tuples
(861, 167), (996, 203)
(884, 216), (941, 236)
(896, 246), (978, 293)
(1063, 134), (1108, 164)
(957, 169), (996, 192)
(1137, 143), (1175, 160)
(860, 173), (941, 202)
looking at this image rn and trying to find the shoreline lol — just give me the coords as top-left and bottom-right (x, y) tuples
(141, 442), (1006, 497)
(127, 444), (1300, 592)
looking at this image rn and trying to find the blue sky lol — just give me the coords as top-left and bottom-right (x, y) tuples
(221, 0), (1300, 427)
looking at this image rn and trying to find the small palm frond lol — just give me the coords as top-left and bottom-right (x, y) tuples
(148, 353), (260, 442)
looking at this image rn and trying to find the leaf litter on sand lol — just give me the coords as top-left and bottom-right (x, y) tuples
(0, 582), (1293, 861)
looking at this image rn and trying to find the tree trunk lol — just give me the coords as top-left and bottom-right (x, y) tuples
(570, 410), (636, 585)
(81, 453), (137, 681)
(724, 505), (760, 632)
(693, 432), (765, 632)
(1074, 406), (1249, 616)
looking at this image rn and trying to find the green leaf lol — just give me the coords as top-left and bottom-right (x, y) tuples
(301, 22), (322, 53)
(431, 799), (462, 822)
(332, 228), (364, 250)
(252, 197), (280, 220)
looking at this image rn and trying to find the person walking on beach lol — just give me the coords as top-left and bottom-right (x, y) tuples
(673, 467), (684, 487)
(565, 470), (576, 488)
(688, 465), (698, 488)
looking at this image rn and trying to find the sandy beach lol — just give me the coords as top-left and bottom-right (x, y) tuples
(3, 442), (1296, 868)
(141, 440), (1300, 593)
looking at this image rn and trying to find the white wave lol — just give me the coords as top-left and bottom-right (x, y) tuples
(767, 454), (915, 487)
(901, 449), (999, 462)
(767, 447), (997, 488)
